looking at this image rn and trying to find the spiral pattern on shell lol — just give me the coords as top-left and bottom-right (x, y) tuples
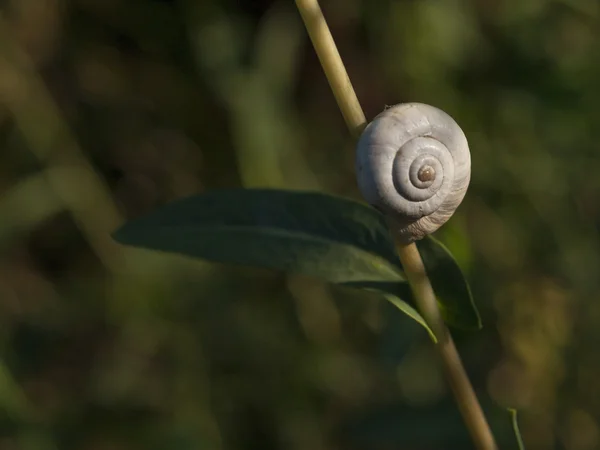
(356, 103), (471, 243)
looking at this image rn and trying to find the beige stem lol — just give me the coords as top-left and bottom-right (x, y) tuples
(294, 1), (498, 449)
(396, 243), (498, 450)
(294, 0), (366, 137)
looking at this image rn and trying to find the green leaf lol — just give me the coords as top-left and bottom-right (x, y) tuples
(343, 234), (481, 331)
(382, 293), (436, 342)
(341, 282), (434, 341)
(113, 188), (479, 335)
(113, 189), (404, 284)
(415, 235), (481, 330)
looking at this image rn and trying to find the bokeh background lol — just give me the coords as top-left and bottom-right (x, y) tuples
(0, 0), (598, 449)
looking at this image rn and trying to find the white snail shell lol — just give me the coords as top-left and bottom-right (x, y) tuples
(356, 103), (471, 243)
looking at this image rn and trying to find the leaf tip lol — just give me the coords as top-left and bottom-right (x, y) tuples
(473, 313), (483, 330)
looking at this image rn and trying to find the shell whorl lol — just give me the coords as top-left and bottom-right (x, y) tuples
(356, 103), (471, 243)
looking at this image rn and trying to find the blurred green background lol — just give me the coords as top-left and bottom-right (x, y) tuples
(0, 0), (599, 449)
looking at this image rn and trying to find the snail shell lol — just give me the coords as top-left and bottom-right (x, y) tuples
(356, 103), (471, 243)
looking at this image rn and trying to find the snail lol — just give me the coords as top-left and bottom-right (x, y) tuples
(356, 103), (471, 243)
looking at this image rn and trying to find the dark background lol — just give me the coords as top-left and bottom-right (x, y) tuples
(0, 0), (598, 449)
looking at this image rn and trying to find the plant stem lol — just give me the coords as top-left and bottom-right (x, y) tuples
(396, 243), (498, 450)
(294, 1), (498, 449)
(294, 0), (366, 137)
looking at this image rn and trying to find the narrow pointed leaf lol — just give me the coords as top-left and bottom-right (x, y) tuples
(343, 235), (481, 332)
(415, 236), (481, 330)
(113, 189), (404, 284)
(382, 294), (435, 342)
(341, 281), (434, 340)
